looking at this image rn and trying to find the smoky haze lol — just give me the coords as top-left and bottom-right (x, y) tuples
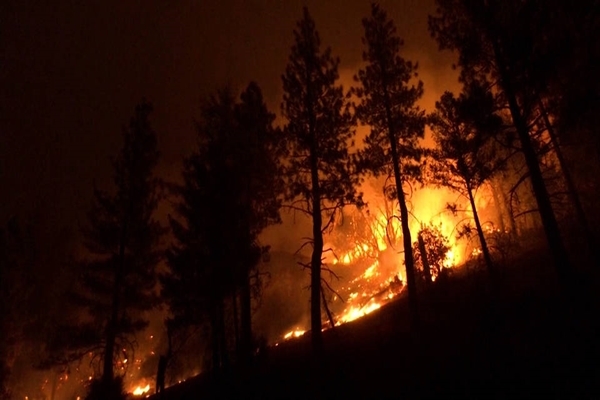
(1, 0), (457, 230)
(1, 0), (461, 397)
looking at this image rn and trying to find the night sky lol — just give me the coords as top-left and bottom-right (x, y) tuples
(1, 0), (457, 248)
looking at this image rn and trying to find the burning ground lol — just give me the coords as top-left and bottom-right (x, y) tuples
(15, 180), (506, 399)
(145, 232), (600, 400)
(13, 179), (499, 399)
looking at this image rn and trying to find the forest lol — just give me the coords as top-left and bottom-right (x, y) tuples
(1, 0), (599, 399)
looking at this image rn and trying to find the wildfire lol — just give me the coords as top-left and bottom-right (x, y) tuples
(283, 329), (306, 339)
(337, 300), (382, 324)
(471, 248), (482, 257)
(281, 187), (467, 342)
(132, 384), (151, 396)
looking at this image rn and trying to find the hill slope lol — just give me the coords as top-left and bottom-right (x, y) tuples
(149, 248), (600, 399)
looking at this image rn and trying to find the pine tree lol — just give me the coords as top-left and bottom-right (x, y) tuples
(281, 7), (360, 355)
(165, 89), (238, 373)
(66, 101), (163, 393)
(234, 82), (283, 365)
(163, 83), (281, 371)
(429, 0), (574, 286)
(352, 3), (426, 326)
(428, 82), (504, 274)
(0, 218), (36, 400)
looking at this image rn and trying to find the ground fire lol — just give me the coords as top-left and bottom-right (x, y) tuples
(278, 184), (489, 343)
(22, 183), (494, 399)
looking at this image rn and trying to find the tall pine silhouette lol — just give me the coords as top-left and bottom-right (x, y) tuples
(428, 82), (504, 274)
(281, 7), (360, 355)
(353, 3), (426, 327)
(429, 0), (574, 287)
(74, 101), (162, 397)
(163, 83), (281, 372)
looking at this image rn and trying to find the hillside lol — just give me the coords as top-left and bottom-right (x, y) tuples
(149, 243), (600, 399)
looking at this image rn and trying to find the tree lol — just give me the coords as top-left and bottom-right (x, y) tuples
(0, 218), (36, 400)
(51, 101), (163, 396)
(429, 0), (574, 286)
(281, 7), (360, 355)
(164, 90), (237, 374)
(163, 83), (281, 372)
(427, 82), (504, 274)
(413, 223), (452, 283)
(234, 83), (283, 365)
(352, 3), (426, 326)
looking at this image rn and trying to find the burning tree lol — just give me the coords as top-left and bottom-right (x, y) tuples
(163, 83), (282, 373)
(427, 82), (504, 274)
(352, 3), (426, 326)
(47, 101), (163, 398)
(429, 0), (575, 286)
(413, 223), (452, 283)
(280, 7), (361, 355)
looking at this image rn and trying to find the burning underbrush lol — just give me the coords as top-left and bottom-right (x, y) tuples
(277, 185), (493, 342)
(19, 185), (501, 399)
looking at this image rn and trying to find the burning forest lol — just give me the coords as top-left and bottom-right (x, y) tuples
(2, 1), (600, 399)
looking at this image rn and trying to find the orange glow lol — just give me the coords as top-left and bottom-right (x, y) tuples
(282, 185), (470, 342)
(132, 384), (150, 396)
(283, 329), (306, 339)
(337, 300), (382, 324)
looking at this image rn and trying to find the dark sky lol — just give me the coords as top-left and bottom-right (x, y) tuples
(0, 0), (457, 246)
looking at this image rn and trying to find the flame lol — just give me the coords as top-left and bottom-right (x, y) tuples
(337, 300), (382, 324)
(282, 186), (470, 342)
(132, 384), (150, 396)
(283, 329), (306, 339)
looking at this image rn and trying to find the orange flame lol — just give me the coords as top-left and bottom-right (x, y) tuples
(132, 383), (150, 396)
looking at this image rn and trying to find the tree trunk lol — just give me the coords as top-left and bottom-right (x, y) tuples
(218, 299), (228, 371)
(379, 64), (419, 327)
(240, 267), (252, 366)
(497, 177), (518, 234)
(231, 288), (240, 359)
(467, 186), (494, 274)
(210, 304), (221, 372)
(539, 100), (596, 255)
(306, 60), (323, 356)
(489, 181), (506, 233)
(492, 40), (573, 286)
(310, 148), (324, 356)
(103, 222), (127, 383)
(385, 114), (418, 327)
(417, 232), (432, 284)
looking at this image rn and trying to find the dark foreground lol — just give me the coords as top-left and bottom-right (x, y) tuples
(150, 249), (600, 399)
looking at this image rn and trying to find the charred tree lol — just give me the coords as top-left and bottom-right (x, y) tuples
(281, 7), (360, 356)
(353, 3), (426, 327)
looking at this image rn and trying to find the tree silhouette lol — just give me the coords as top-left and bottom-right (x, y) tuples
(428, 82), (504, 274)
(55, 101), (163, 395)
(280, 7), (360, 355)
(429, 0), (574, 287)
(0, 218), (36, 400)
(163, 83), (281, 372)
(353, 3), (426, 326)
(412, 223), (452, 283)
(234, 82), (283, 365)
